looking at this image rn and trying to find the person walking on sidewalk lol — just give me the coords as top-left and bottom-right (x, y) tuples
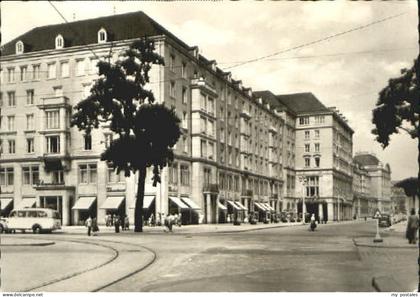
(114, 215), (120, 233)
(92, 217), (99, 236)
(406, 208), (419, 244)
(85, 216), (92, 236)
(309, 213), (317, 231)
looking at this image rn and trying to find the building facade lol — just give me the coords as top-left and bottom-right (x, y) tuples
(0, 12), (284, 225)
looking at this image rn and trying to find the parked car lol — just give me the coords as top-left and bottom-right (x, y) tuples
(378, 214), (392, 228)
(7, 208), (61, 234)
(0, 218), (8, 233)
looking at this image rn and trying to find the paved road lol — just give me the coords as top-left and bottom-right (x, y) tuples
(1, 220), (416, 292)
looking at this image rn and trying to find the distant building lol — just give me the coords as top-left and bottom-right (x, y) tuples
(390, 181), (407, 215)
(353, 153), (392, 215)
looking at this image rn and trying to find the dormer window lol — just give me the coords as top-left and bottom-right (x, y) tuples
(98, 28), (107, 43)
(55, 34), (64, 49)
(16, 41), (24, 55)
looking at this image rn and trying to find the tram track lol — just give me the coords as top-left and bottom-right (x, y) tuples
(6, 235), (157, 292)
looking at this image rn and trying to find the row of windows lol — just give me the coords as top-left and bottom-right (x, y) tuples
(0, 136), (61, 155)
(304, 156), (321, 168)
(168, 163), (190, 186)
(304, 129), (320, 140)
(299, 116), (325, 126)
(304, 143), (321, 153)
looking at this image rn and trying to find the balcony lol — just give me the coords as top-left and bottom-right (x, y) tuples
(203, 183), (219, 194)
(190, 78), (217, 97)
(240, 109), (251, 119)
(33, 181), (74, 191)
(37, 96), (71, 109)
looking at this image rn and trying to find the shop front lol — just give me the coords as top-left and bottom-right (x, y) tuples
(217, 200), (227, 223)
(169, 196), (199, 225)
(72, 196), (97, 225)
(254, 202), (269, 223)
(100, 196), (126, 224)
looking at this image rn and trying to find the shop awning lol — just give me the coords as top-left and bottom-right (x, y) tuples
(254, 202), (267, 212)
(100, 196), (125, 210)
(181, 197), (201, 210)
(235, 201), (248, 211)
(72, 197), (96, 210)
(264, 203), (275, 212)
(1, 198), (13, 211)
(218, 202), (227, 211)
(16, 198), (36, 209)
(227, 200), (241, 211)
(169, 197), (190, 209)
(129, 195), (155, 209)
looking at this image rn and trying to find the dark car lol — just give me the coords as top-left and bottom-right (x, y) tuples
(378, 214), (392, 228)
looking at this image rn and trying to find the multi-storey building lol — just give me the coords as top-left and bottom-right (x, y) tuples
(353, 153), (392, 215)
(352, 162), (374, 218)
(0, 11), (284, 225)
(256, 92), (354, 222)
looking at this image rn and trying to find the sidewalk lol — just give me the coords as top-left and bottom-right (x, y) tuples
(61, 219), (360, 235)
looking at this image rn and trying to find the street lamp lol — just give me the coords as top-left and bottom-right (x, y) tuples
(298, 175), (308, 224)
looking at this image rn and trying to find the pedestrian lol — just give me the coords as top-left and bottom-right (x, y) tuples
(114, 215), (120, 233)
(148, 213), (155, 227)
(85, 216), (92, 236)
(163, 214), (170, 232)
(124, 215), (129, 230)
(177, 213), (182, 227)
(310, 213), (317, 231)
(92, 217), (99, 236)
(406, 208), (419, 244)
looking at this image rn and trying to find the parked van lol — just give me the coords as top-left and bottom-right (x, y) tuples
(7, 208), (61, 233)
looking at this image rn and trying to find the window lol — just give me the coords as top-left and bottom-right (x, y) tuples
(200, 117), (206, 134)
(32, 65), (40, 80)
(55, 34), (64, 49)
(200, 139), (207, 158)
(76, 59), (85, 76)
(228, 147), (232, 165)
(20, 66), (28, 81)
(46, 136), (60, 154)
(107, 166), (124, 183)
(299, 116), (309, 125)
(304, 130), (310, 140)
(304, 144), (310, 153)
(180, 164), (190, 186)
(79, 164), (97, 184)
(98, 28), (107, 43)
(203, 168), (211, 187)
(314, 130), (320, 139)
(0, 140), (2, 154)
(8, 140), (16, 154)
(46, 110), (60, 129)
(304, 157), (310, 168)
(104, 133), (113, 148)
(207, 119), (214, 136)
(47, 63), (56, 79)
(183, 136), (188, 153)
(182, 87), (187, 104)
(0, 69), (3, 84)
(52, 170), (64, 184)
(315, 116), (325, 124)
(22, 166), (39, 185)
(16, 41), (24, 54)
(7, 116), (15, 131)
(315, 157), (320, 168)
(170, 81), (176, 98)
(220, 128), (225, 143)
(0, 167), (14, 186)
(181, 62), (187, 78)
(207, 97), (214, 115)
(84, 134), (92, 150)
(0, 92), (3, 107)
(168, 163), (178, 185)
(60, 61), (69, 77)
(200, 93), (206, 110)
(220, 144), (225, 163)
(170, 55), (175, 72)
(26, 138), (34, 153)
(306, 176), (319, 197)
(181, 112), (188, 130)
(7, 68), (15, 83)
(8, 92), (16, 106)
(315, 143), (320, 152)
(26, 90), (34, 105)
(208, 142), (214, 159)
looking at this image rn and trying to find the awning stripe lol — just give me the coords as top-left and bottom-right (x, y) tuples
(169, 197), (190, 209)
(254, 202), (267, 211)
(16, 198), (36, 209)
(129, 195), (155, 209)
(1, 198), (13, 211)
(235, 201), (248, 211)
(227, 200), (241, 211)
(181, 197), (201, 210)
(100, 196), (125, 210)
(218, 202), (227, 211)
(264, 203), (275, 212)
(72, 197), (96, 210)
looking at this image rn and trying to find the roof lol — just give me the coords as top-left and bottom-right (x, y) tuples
(353, 154), (380, 166)
(1, 11), (191, 56)
(275, 93), (329, 114)
(253, 90), (292, 113)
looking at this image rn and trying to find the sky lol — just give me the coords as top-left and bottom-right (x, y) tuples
(2, 1), (419, 181)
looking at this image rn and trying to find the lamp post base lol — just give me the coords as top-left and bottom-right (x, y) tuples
(373, 234), (383, 243)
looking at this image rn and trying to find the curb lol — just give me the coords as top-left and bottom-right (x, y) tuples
(0, 241), (55, 247)
(352, 238), (416, 249)
(372, 277), (381, 292)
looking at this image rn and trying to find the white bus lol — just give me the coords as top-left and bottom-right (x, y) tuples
(7, 208), (61, 234)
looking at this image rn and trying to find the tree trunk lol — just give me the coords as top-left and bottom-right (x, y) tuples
(134, 166), (146, 232)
